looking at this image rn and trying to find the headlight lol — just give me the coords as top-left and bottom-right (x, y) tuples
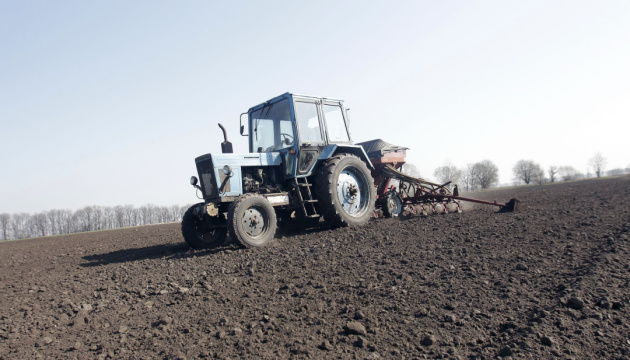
(190, 176), (198, 186)
(223, 165), (232, 175)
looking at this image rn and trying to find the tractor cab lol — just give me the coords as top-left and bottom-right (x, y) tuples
(243, 93), (353, 179)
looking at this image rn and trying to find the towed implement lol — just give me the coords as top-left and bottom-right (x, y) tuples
(357, 139), (518, 217)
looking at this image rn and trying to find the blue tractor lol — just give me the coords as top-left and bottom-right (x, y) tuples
(183, 93), (376, 248)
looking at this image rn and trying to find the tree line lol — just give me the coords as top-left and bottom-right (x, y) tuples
(0, 204), (192, 241)
(510, 152), (626, 185)
(433, 152), (628, 190)
(433, 159), (500, 191)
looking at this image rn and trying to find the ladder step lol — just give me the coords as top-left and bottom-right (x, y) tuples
(304, 200), (318, 203)
(297, 183), (312, 187)
(306, 214), (320, 218)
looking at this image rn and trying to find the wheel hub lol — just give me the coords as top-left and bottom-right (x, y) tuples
(337, 169), (366, 216)
(242, 208), (265, 237)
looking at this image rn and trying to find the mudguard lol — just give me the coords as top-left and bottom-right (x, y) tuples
(298, 144), (374, 178)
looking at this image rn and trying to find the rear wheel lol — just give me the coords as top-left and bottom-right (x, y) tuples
(181, 203), (227, 249)
(228, 194), (277, 248)
(315, 154), (376, 227)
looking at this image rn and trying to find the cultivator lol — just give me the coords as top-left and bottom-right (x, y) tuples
(357, 139), (518, 217)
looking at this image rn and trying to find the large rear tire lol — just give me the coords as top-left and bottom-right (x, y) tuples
(227, 194), (277, 248)
(181, 203), (227, 249)
(315, 154), (376, 227)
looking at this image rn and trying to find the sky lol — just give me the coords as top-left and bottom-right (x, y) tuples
(1, 0), (629, 214)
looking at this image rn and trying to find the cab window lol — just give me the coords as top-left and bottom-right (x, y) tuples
(294, 101), (323, 143)
(323, 104), (349, 142)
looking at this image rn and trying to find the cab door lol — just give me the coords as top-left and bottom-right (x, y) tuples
(293, 99), (326, 177)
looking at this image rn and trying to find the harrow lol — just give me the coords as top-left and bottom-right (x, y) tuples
(357, 139), (518, 217)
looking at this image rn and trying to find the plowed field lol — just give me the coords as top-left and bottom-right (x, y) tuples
(1, 176), (629, 359)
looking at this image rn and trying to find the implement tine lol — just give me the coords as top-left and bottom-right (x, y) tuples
(499, 198), (520, 213)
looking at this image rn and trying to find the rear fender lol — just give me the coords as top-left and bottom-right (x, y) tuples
(330, 145), (374, 170)
(297, 145), (374, 177)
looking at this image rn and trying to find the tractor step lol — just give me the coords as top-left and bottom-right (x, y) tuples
(293, 177), (319, 218)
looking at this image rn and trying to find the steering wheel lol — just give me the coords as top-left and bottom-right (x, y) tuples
(281, 132), (294, 145)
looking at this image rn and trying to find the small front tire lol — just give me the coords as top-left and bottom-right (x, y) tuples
(227, 194), (277, 248)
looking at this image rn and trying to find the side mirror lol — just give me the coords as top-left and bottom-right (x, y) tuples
(190, 176), (198, 186)
(239, 112), (248, 136)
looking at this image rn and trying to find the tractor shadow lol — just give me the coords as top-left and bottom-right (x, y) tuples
(81, 223), (332, 267)
(80, 242), (238, 267)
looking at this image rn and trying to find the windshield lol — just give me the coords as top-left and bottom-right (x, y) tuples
(250, 99), (294, 152)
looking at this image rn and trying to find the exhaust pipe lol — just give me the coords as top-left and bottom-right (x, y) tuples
(218, 123), (233, 153)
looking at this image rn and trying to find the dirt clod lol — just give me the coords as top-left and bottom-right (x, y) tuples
(566, 297), (585, 310)
(345, 321), (367, 336)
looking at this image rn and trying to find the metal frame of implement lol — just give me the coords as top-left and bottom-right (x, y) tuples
(357, 139), (518, 216)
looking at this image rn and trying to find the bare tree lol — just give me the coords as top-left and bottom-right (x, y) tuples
(558, 166), (582, 181)
(0, 213), (10, 240)
(73, 208), (88, 232)
(92, 206), (103, 231)
(59, 209), (72, 234)
(114, 205), (125, 228)
(548, 165), (558, 183)
(47, 210), (58, 235)
(533, 166), (545, 185)
(513, 160), (542, 185)
(10, 213), (28, 239)
(433, 162), (462, 186)
(103, 206), (116, 229)
(157, 206), (170, 224)
(169, 205), (181, 222)
(140, 204), (157, 225)
(588, 152), (607, 178)
(33, 212), (49, 237)
(25, 215), (39, 239)
(123, 205), (135, 227)
(472, 160), (499, 189)
(461, 164), (479, 191)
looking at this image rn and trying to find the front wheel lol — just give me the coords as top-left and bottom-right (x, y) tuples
(227, 194), (277, 248)
(181, 203), (227, 249)
(315, 154), (376, 227)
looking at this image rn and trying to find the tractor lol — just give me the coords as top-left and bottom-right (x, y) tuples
(183, 93), (376, 249)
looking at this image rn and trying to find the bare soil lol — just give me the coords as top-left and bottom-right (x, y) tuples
(1, 176), (629, 359)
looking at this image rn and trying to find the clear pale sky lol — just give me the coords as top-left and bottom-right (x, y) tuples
(1, 1), (629, 213)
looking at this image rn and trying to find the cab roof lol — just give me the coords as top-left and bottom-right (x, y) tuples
(248, 92), (344, 112)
